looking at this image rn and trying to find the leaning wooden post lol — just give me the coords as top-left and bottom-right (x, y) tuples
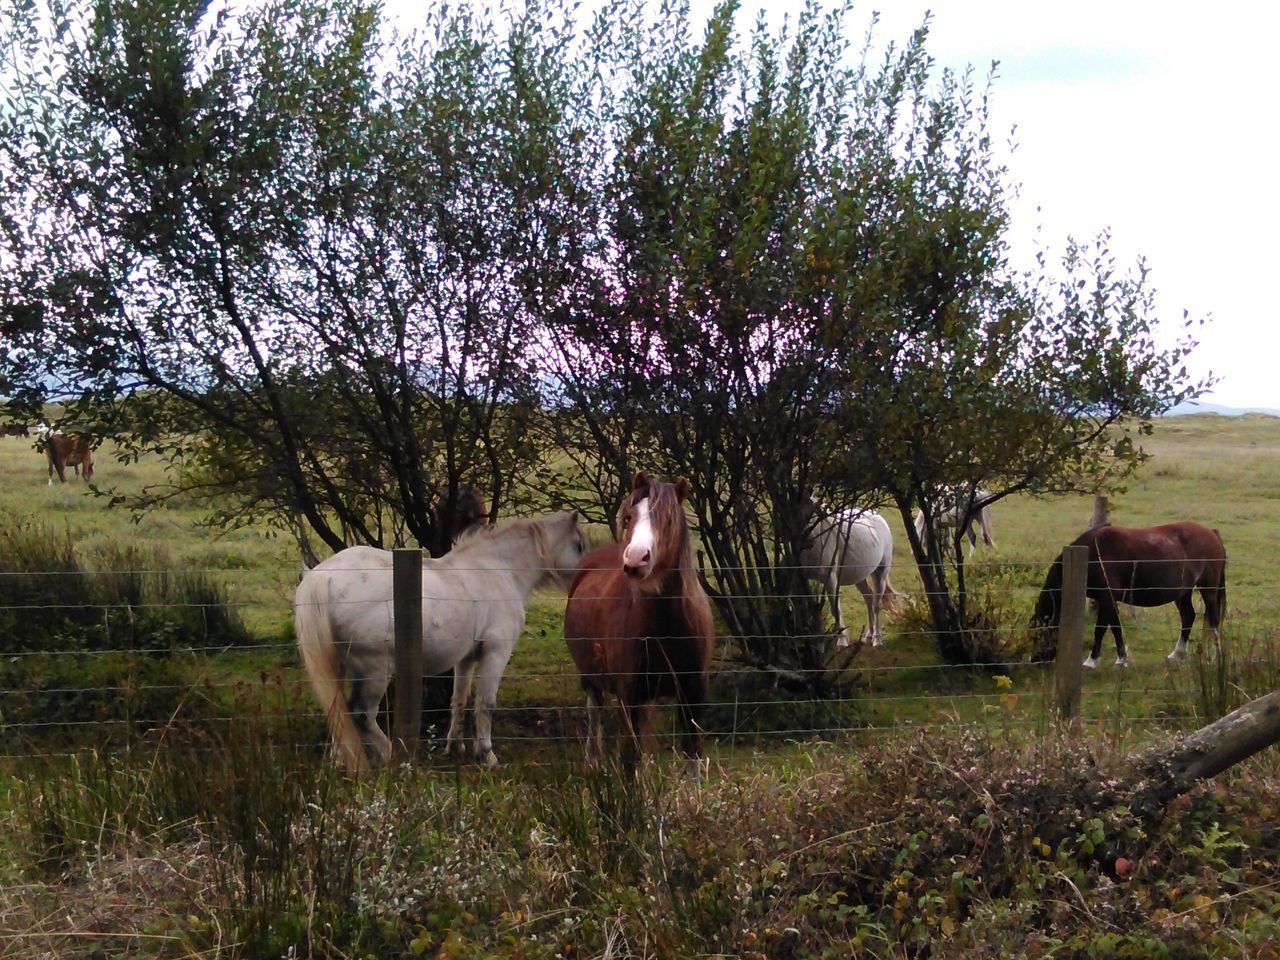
(1054, 544), (1089, 727)
(1088, 495), (1109, 529)
(392, 548), (424, 762)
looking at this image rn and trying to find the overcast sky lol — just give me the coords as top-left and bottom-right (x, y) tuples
(384, 0), (1277, 407)
(849, 1), (1279, 409)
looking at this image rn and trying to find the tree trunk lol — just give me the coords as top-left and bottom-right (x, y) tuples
(1131, 688), (1280, 809)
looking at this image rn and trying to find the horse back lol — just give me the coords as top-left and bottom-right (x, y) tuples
(805, 510), (889, 584)
(1086, 522), (1225, 602)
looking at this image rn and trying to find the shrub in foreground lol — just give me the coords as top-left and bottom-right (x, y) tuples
(3, 716), (1279, 959)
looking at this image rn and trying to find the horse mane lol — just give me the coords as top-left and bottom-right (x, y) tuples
(452, 513), (557, 551)
(646, 481), (715, 641)
(449, 511), (575, 588)
(1031, 551), (1065, 627)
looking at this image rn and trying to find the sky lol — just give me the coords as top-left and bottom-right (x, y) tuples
(385, 0), (1280, 408)
(844, 1), (1280, 409)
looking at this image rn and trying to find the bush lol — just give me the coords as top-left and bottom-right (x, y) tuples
(895, 563), (1034, 667)
(0, 518), (251, 653)
(9, 730), (1280, 959)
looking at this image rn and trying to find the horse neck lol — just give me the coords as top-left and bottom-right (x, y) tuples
(449, 520), (550, 597)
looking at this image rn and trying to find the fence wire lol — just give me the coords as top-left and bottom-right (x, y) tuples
(0, 558), (1261, 764)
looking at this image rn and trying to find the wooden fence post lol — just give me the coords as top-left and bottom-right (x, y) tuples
(392, 548), (424, 762)
(1089, 495), (1109, 529)
(1054, 544), (1089, 728)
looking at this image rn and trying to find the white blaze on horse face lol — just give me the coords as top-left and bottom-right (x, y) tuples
(622, 497), (655, 578)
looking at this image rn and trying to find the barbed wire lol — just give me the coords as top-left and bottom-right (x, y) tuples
(0, 565), (1258, 763)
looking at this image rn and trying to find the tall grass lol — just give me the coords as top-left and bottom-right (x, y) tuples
(0, 518), (251, 653)
(7, 725), (1280, 959)
(1188, 627), (1280, 722)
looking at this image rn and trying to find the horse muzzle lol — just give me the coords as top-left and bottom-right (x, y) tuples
(623, 560), (653, 580)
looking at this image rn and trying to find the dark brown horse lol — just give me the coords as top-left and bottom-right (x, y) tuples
(1031, 521), (1226, 667)
(432, 486), (489, 543)
(563, 473), (715, 770)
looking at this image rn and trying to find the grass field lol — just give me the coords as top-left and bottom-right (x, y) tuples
(3, 413), (1279, 752)
(3, 415), (1280, 958)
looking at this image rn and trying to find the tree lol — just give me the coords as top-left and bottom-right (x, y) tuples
(530, 0), (1208, 677)
(0, 0), (572, 557)
(1, 0), (1209, 678)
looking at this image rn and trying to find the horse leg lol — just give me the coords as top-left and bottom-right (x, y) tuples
(675, 670), (708, 762)
(621, 699), (653, 774)
(347, 676), (392, 768)
(1082, 597), (1114, 668)
(676, 672), (711, 782)
(825, 570), (849, 647)
(583, 686), (605, 771)
(854, 578), (879, 647)
(445, 656), (480, 759)
(469, 640), (515, 767)
(980, 507), (995, 547)
(1167, 594), (1197, 661)
(1100, 594), (1128, 666)
(1200, 578), (1226, 655)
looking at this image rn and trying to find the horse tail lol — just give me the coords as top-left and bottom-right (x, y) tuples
(880, 575), (904, 613)
(294, 571), (365, 773)
(45, 438), (64, 482)
(1211, 529), (1228, 628)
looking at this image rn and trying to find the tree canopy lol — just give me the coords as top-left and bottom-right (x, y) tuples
(0, 0), (1209, 671)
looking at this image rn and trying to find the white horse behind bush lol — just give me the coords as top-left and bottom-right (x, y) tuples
(800, 504), (900, 648)
(294, 511), (584, 772)
(914, 486), (995, 556)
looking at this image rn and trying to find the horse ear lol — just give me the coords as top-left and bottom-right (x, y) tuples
(631, 472), (649, 492)
(674, 478), (690, 502)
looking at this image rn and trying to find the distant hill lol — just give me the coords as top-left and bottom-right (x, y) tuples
(1165, 401), (1280, 418)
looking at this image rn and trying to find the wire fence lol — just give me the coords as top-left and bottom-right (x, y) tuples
(0, 555), (1270, 766)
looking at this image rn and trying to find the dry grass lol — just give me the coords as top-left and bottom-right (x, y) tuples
(3, 414), (1280, 958)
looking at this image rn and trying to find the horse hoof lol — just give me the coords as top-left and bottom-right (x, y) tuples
(480, 751), (499, 768)
(1167, 649), (1187, 661)
(1114, 657), (1128, 668)
(870, 636), (882, 648)
(1082, 657), (1098, 670)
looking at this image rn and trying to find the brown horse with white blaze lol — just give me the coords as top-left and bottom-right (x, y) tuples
(563, 473), (716, 770)
(1031, 521), (1226, 667)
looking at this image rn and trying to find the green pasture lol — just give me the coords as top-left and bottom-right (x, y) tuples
(2, 414), (1279, 757)
(3, 417), (1280, 960)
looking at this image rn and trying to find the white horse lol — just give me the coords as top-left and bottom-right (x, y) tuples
(913, 486), (995, 556)
(800, 505), (898, 648)
(294, 510), (584, 772)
